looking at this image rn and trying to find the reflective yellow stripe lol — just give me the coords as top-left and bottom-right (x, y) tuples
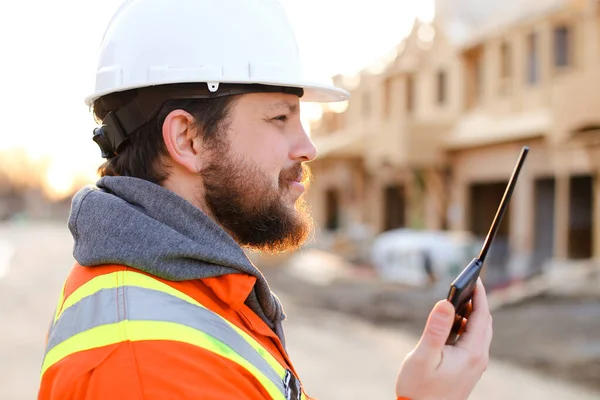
(41, 320), (285, 400)
(58, 270), (286, 377)
(57, 272), (120, 318)
(52, 280), (67, 324)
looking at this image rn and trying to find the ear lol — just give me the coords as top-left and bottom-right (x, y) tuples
(162, 109), (204, 173)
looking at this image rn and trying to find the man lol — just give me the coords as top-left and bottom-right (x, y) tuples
(38, 0), (492, 399)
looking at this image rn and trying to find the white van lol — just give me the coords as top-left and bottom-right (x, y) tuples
(370, 229), (483, 287)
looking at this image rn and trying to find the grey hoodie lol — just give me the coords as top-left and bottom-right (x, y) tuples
(68, 175), (288, 346)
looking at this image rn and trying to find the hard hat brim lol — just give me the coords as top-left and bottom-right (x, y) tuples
(85, 79), (350, 107)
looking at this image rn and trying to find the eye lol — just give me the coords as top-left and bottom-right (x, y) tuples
(272, 115), (288, 123)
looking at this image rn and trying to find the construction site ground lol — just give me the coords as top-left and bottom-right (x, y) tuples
(260, 252), (600, 395)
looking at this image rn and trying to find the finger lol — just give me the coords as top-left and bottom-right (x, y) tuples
(484, 312), (493, 352)
(412, 300), (455, 368)
(478, 311), (493, 371)
(455, 278), (490, 351)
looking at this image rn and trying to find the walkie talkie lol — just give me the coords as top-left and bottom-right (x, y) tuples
(446, 146), (529, 345)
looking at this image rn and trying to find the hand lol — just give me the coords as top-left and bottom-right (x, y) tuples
(396, 278), (493, 400)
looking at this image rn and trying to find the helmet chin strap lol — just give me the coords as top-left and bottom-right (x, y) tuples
(92, 83), (304, 159)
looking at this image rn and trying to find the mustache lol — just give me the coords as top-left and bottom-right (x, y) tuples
(279, 164), (312, 187)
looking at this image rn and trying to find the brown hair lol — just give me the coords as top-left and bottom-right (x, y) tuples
(92, 86), (239, 184)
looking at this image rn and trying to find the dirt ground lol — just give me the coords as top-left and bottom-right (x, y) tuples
(262, 262), (600, 394)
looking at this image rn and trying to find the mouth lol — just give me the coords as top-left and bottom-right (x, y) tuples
(282, 174), (305, 195)
(288, 181), (305, 195)
(280, 164), (310, 192)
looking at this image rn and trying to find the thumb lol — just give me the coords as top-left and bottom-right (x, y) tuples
(413, 300), (455, 366)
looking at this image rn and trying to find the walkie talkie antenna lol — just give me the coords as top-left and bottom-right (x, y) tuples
(478, 146), (529, 262)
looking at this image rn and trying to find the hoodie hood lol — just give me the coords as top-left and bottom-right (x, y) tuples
(68, 176), (287, 344)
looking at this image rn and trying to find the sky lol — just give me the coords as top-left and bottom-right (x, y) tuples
(0, 0), (434, 198)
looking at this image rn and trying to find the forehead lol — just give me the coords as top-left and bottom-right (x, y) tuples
(234, 92), (300, 114)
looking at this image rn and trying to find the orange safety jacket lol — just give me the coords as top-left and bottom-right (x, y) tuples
(38, 263), (411, 400)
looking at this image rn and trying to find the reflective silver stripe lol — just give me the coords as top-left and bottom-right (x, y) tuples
(47, 286), (285, 394)
(46, 288), (119, 348)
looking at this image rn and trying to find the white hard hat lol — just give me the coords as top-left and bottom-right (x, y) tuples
(85, 0), (350, 106)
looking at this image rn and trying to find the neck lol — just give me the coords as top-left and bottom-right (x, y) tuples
(162, 172), (214, 219)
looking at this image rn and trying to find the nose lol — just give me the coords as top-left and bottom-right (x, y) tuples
(289, 123), (317, 162)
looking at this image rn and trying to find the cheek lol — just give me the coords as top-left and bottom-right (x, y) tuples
(264, 143), (289, 185)
(232, 126), (288, 183)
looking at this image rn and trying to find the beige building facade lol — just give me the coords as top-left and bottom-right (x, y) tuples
(306, 0), (600, 286)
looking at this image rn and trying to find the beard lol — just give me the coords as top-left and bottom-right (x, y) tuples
(200, 151), (314, 254)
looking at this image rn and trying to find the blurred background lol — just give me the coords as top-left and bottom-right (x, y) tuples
(1, 0), (600, 399)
